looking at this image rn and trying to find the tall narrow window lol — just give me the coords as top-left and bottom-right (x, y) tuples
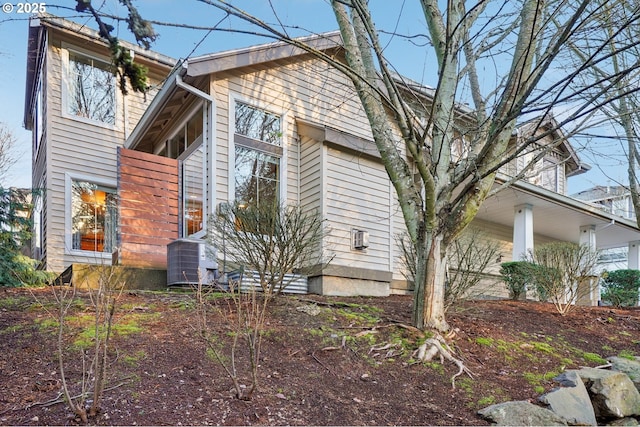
(67, 52), (116, 124)
(183, 146), (205, 237)
(71, 181), (117, 253)
(233, 102), (282, 209)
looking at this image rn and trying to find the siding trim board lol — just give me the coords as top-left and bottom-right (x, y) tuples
(296, 119), (380, 160)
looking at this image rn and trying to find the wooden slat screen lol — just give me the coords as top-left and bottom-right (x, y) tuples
(117, 147), (179, 268)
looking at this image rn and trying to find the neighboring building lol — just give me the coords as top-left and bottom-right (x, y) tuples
(572, 185), (636, 220)
(23, 15), (640, 300)
(572, 185), (637, 274)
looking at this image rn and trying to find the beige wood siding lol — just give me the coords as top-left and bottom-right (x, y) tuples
(324, 147), (391, 271)
(41, 34), (168, 272)
(299, 135), (323, 213)
(212, 57), (372, 208)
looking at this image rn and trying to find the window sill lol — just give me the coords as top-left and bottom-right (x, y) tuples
(66, 249), (114, 261)
(61, 111), (121, 132)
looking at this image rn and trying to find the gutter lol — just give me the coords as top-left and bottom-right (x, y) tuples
(176, 73), (214, 102)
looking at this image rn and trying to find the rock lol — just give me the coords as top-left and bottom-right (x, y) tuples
(539, 370), (597, 426)
(478, 401), (568, 426)
(608, 418), (639, 426)
(575, 367), (640, 418)
(296, 304), (321, 316)
(608, 357), (640, 391)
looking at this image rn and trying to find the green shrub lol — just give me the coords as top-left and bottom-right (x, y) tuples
(0, 188), (50, 287)
(500, 261), (535, 300)
(601, 270), (640, 307)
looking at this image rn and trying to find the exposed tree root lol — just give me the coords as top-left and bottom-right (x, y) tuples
(415, 334), (474, 389)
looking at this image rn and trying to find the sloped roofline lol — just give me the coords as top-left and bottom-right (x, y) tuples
(126, 31), (343, 149)
(183, 31), (343, 77)
(515, 114), (590, 177)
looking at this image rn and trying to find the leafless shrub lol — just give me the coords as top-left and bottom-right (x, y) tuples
(397, 228), (501, 312)
(526, 242), (600, 315)
(31, 264), (126, 422)
(209, 202), (329, 295)
(193, 269), (267, 400)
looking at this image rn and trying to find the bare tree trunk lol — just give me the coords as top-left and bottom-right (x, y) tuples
(413, 231), (449, 331)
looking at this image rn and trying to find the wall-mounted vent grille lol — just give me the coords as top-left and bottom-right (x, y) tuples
(352, 229), (369, 250)
(167, 238), (218, 286)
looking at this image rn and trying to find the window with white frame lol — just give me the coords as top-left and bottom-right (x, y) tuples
(182, 145), (205, 237)
(66, 51), (116, 125)
(71, 180), (117, 253)
(233, 101), (282, 209)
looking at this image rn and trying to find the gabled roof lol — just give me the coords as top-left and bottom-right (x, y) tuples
(515, 114), (590, 177)
(126, 31), (343, 151)
(23, 14), (176, 129)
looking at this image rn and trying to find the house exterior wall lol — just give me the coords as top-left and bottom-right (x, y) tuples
(201, 57), (404, 294)
(29, 22), (172, 273)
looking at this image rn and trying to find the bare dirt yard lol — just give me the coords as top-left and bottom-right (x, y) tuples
(1, 286), (639, 426)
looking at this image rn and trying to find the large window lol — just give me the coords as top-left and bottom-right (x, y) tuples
(71, 181), (117, 253)
(233, 102), (282, 209)
(67, 51), (116, 125)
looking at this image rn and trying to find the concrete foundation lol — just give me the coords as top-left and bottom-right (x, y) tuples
(59, 263), (167, 290)
(308, 275), (390, 297)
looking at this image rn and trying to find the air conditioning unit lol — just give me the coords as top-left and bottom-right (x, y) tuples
(352, 229), (369, 250)
(167, 238), (218, 286)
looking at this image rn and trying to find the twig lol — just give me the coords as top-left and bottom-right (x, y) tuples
(311, 352), (336, 376)
(25, 378), (133, 410)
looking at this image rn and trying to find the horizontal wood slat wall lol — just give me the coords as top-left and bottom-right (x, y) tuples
(118, 148), (179, 268)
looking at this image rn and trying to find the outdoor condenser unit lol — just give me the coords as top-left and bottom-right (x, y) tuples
(167, 238), (218, 286)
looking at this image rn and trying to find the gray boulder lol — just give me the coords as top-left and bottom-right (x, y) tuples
(575, 367), (640, 418)
(608, 418), (640, 426)
(539, 370), (597, 426)
(478, 400), (568, 426)
(608, 357), (640, 391)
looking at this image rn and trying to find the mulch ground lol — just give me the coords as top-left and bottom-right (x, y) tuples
(1, 287), (639, 425)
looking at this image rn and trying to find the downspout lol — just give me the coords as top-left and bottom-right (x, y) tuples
(176, 73), (214, 103)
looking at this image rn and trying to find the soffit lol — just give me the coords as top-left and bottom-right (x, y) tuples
(477, 180), (640, 250)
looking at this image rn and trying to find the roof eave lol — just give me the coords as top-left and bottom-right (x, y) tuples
(185, 31), (343, 77)
(23, 17), (46, 129)
(125, 64), (186, 150)
(502, 176), (639, 231)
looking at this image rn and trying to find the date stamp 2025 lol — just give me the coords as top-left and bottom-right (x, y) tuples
(2, 3), (47, 14)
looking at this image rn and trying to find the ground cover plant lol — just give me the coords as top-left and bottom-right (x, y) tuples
(0, 287), (639, 425)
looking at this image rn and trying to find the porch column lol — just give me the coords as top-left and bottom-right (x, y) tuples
(512, 204), (534, 261)
(579, 225), (597, 250)
(628, 241), (640, 270)
(579, 225), (598, 306)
